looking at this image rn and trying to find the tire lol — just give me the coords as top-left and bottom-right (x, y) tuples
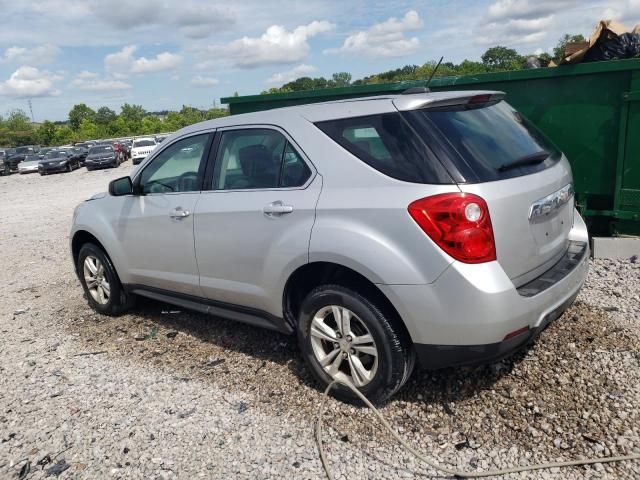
(67, 163), (72, 173)
(77, 243), (135, 316)
(297, 284), (414, 404)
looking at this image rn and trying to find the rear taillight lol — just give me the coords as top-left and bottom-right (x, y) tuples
(408, 193), (496, 263)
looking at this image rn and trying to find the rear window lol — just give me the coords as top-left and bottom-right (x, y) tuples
(403, 100), (562, 182)
(315, 113), (452, 184)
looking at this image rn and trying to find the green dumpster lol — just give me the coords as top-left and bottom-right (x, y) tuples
(221, 59), (640, 235)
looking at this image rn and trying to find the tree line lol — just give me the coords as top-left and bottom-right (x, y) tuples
(0, 104), (228, 147)
(261, 34), (585, 94)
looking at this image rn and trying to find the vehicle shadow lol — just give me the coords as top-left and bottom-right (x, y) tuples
(126, 296), (534, 407)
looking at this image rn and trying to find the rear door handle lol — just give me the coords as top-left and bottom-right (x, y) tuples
(170, 207), (190, 219)
(263, 201), (293, 216)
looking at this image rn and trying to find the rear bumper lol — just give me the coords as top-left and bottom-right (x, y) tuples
(379, 209), (589, 369)
(413, 289), (579, 369)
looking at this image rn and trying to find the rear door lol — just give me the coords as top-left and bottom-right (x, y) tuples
(402, 98), (575, 285)
(117, 132), (213, 295)
(194, 126), (321, 315)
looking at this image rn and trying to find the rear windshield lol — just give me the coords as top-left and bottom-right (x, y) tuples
(403, 100), (562, 182)
(315, 113), (452, 184)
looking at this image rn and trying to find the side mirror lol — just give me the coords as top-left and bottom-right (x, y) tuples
(109, 176), (134, 196)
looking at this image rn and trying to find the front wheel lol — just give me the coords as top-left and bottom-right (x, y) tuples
(77, 243), (134, 315)
(297, 285), (414, 404)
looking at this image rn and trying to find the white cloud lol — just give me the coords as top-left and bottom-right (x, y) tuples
(0, 44), (61, 65)
(72, 71), (132, 91)
(0, 66), (62, 98)
(488, 0), (578, 21)
(476, 0), (570, 46)
(197, 20), (334, 68)
(267, 64), (317, 84)
(89, 0), (235, 39)
(325, 10), (423, 57)
(105, 45), (183, 74)
(190, 75), (219, 88)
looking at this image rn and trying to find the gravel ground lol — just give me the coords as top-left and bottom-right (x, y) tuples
(0, 166), (638, 479)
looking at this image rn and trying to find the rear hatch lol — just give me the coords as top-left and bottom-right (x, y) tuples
(398, 94), (574, 285)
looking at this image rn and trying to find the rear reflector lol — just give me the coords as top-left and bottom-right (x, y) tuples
(503, 326), (530, 341)
(408, 193), (496, 263)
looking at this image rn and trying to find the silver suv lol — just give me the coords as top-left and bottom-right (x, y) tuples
(70, 91), (589, 402)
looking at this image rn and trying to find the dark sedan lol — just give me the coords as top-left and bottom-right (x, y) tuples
(85, 145), (120, 171)
(70, 146), (89, 166)
(38, 150), (81, 175)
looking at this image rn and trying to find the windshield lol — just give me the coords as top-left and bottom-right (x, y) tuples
(24, 154), (40, 162)
(89, 146), (113, 154)
(133, 139), (155, 148)
(15, 147), (34, 154)
(44, 151), (65, 159)
(403, 100), (561, 182)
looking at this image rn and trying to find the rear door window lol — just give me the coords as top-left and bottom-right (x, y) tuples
(315, 113), (452, 184)
(211, 129), (311, 190)
(403, 100), (562, 182)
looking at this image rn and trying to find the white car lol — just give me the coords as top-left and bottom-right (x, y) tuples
(18, 154), (42, 174)
(131, 138), (157, 165)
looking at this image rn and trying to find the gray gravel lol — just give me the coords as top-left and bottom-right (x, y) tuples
(0, 167), (639, 479)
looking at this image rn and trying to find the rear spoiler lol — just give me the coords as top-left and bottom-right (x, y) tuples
(393, 91), (505, 111)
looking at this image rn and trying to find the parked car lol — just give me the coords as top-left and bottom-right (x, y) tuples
(130, 137), (157, 165)
(155, 134), (168, 143)
(0, 149), (13, 175)
(112, 142), (128, 163)
(70, 146), (89, 166)
(70, 91), (589, 403)
(84, 145), (120, 171)
(37, 147), (54, 160)
(18, 154), (42, 174)
(6, 145), (40, 173)
(38, 149), (80, 175)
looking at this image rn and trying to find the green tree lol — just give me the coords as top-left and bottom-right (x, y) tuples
(331, 72), (352, 87)
(481, 46), (522, 71)
(140, 115), (163, 135)
(78, 119), (99, 140)
(553, 34), (586, 61)
(94, 106), (117, 126)
(35, 120), (58, 146)
(3, 109), (35, 146)
(120, 103), (146, 132)
(54, 125), (76, 145)
(68, 104), (95, 131)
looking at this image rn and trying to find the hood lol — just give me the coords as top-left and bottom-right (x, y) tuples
(87, 152), (116, 159)
(20, 160), (41, 167)
(41, 156), (68, 164)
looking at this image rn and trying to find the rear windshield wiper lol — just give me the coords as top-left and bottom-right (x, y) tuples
(497, 151), (549, 172)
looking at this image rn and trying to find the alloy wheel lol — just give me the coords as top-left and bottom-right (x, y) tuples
(83, 255), (111, 305)
(309, 305), (379, 387)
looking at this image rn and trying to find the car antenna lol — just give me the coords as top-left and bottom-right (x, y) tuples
(402, 56), (444, 94)
(426, 56), (444, 89)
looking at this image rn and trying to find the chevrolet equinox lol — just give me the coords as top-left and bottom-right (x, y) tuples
(70, 91), (589, 402)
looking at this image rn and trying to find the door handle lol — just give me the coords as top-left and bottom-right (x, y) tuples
(263, 201), (293, 216)
(170, 207), (190, 219)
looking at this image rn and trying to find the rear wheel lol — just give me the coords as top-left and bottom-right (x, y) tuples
(297, 284), (414, 404)
(77, 243), (134, 315)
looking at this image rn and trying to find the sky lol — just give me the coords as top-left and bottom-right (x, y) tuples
(0, 0), (639, 122)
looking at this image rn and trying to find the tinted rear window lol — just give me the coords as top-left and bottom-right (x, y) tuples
(315, 113), (452, 184)
(403, 100), (561, 182)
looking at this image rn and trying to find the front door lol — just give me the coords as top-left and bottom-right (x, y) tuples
(116, 132), (213, 296)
